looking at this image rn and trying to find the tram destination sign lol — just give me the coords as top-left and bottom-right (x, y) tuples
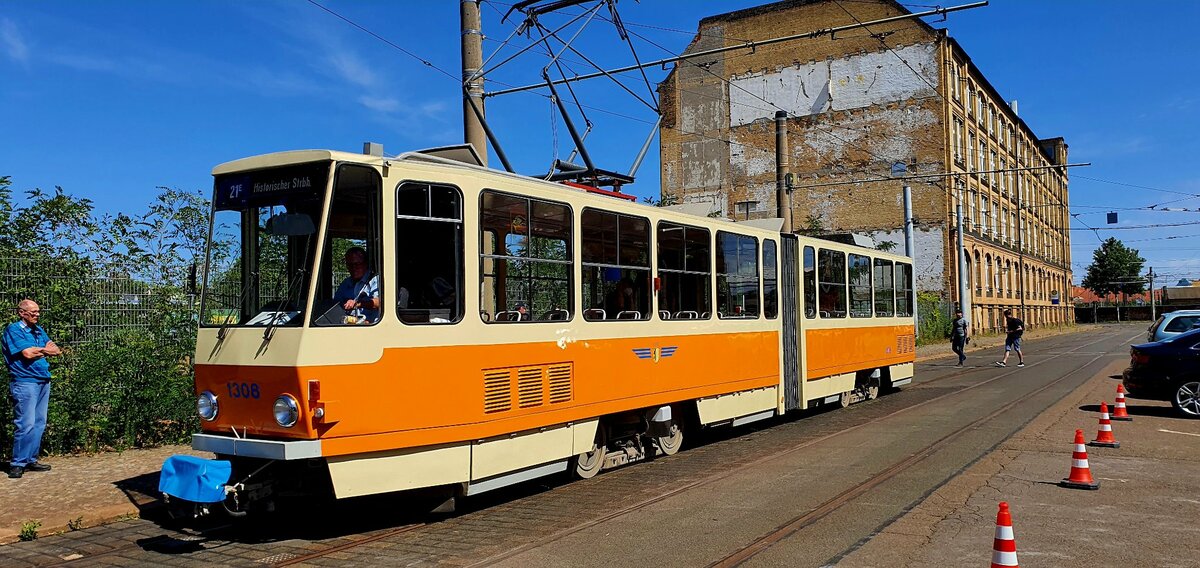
(214, 163), (329, 210)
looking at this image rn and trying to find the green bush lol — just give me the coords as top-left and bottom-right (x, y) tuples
(916, 291), (952, 345)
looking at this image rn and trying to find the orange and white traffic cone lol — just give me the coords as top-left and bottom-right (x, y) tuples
(1111, 385), (1133, 421)
(1061, 429), (1100, 490)
(1088, 402), (1120, 448)
(990, 502), (1019, 568)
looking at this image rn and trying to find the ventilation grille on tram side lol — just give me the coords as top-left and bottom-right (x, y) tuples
(482, 362), (574, 414)
(896, 334), (916, 354)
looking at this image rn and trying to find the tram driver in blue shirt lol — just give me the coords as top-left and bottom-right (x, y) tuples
(335, 247), (380, 324)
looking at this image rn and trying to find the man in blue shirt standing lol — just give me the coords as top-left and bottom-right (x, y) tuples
(4, 299), (60, 479)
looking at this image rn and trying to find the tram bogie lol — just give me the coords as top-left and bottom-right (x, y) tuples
(158, 145), (916, 516)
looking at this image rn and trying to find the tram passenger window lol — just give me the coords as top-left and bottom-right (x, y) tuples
(394, 182), (463, 325)
(581, 209), (651, 321)
(479, 191), (572, 323)
(657, 222), (711, 319)
(763, 240), (778, 319)
(873, 259), (895, 317)
(817, 249), (846, 318)
(803, 246), (816, 319)
(312, 164), (383, 327)
(896, 262), (914, 317)
(717, 232), (759, 319)
(848, 254), (872, 318)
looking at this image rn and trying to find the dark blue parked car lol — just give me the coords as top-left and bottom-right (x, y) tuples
(1124, 327), (1200, 418)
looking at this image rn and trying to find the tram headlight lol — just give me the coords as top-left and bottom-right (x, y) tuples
(197, 391), (219, 421)
(273, 394), (300, 428)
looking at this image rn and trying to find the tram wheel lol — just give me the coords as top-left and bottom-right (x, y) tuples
(865, 376), (881, 401)
(573, 426), (607, 479)
(653, 422), (683, 456)
(839, 391), (853, 408)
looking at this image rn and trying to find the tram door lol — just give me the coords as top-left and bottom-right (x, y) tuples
(780, 234), (801, 411)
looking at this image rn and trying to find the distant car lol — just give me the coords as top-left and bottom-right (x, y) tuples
(1146, 310), (1200, 342)
(1123, 327), (1200, 418)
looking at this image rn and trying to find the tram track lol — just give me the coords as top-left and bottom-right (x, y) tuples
(21, 326), (1125, 568)
(465, 326), (1131, 567)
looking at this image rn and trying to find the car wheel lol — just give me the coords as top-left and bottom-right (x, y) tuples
(1171, 380), (1200, 419)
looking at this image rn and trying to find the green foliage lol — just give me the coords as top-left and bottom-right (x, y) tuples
(19, 520), (41, 541)
(915, 291), (952, 344)
(1081, 238), (1146, 298)
(0, 179), (205, 455)
(875, 241), (898, 252)
(797, 214), (825, 235)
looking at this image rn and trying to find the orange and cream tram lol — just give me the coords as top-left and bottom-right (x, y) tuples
(159, 145), (915, 514)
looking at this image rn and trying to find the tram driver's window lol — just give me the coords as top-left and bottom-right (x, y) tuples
(817, 249), (847, 318)
(716, 231), (759, 319)
(657, 222), (711, 320)
(896, 262), (914, 317)
(873, 258), (895, 317)
(479, 191), (573, 323)
(581, 209), (651, 321)
(848, 253), (872, 318)
(312, 164), (383, 327)
(395, 182), (463, 325)
(803, 246), (816, 319)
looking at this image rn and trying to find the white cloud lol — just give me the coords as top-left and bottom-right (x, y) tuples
(358, 95), (400, 113)
(1, 18), (29, 63)
(325, 49), (377, 89)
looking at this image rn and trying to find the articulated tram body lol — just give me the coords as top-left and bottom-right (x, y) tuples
(159, 147), (915, 512)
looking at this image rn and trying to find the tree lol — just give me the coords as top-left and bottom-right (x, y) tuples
(1081, 237), (1146, 298)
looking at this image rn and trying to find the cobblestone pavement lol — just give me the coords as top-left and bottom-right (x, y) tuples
(0, 323), (1103, 564)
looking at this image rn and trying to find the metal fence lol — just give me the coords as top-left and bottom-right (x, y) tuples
(0, 257), (194, 344)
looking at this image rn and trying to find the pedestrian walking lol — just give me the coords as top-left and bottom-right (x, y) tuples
(950, 309), (969, 367)
(995, 309), (1025, 368)
(3, 299), (61, 479)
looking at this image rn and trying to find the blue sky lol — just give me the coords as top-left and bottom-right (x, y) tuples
(2, 1), (1198, 285)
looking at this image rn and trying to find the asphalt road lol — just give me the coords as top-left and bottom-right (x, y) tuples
(0, 323), (1171, 567)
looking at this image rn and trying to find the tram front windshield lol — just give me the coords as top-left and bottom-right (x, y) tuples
(201, 163), (327, 328)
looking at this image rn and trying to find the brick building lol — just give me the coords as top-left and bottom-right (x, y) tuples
(657, 0), (1073, 332)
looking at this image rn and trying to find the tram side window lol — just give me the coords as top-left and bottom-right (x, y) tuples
(817, 248), (847, 318)
(717, 232), (759, 318)
(896, 262), (914, 317)
(394, 182), (463, 325)
(479, 191), (573, 323)
(581, 209), (651, 321)
(873, 258), (895, 317)
(763, 240), (778, 319)
(658, 222), (711, 319)
(848, 253), (872, 318)
(803, 246), (816, 319)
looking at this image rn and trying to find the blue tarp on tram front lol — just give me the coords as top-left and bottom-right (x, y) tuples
(158, 455), (232, 504)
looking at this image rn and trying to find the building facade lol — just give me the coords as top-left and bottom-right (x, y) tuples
(657, 0), (1072, 332)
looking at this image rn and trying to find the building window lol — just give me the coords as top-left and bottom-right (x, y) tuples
(817, 248), (847, 318)
(1001, 207), (1009, 243)
(967, 133), (976, 172)
(581, 208), (651, 321)
(716, 231), (759, 319)
(992, 199), (1000, 237)
(480, 190), (573, 323)
(849, 253), (872, 318)
(969, 188), (978, 228)
(953, 118), (965, 165)
(658, 222), (711, 319)
(951, 62), (961, 101)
